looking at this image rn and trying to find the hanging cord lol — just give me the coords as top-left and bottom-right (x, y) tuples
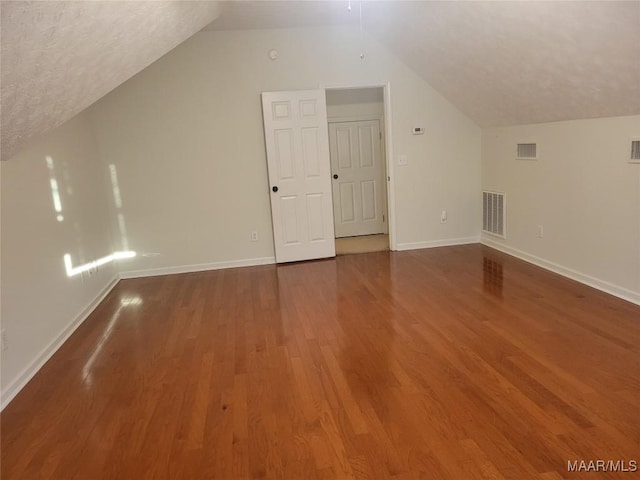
(359, 1), (364, 59)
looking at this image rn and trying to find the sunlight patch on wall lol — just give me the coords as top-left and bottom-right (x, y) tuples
(45, 156), (64, 222)
(63, 251), (136, 277)
(109, 164), (130, 251)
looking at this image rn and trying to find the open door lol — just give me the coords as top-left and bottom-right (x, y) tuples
(261, 90), (336, 263)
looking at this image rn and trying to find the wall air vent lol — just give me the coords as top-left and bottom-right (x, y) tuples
(482, 191), (506, 238)
(516, 143), (537, 160)
(630, 139), (640, 163)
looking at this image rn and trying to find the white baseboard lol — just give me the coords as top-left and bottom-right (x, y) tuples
(396, 236), (480, 252)
(1, 275), (120, 411)
(481, 236), (640, 306)
(119, 256), (276, 279)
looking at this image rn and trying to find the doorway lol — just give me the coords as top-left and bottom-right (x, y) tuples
(326, 87), (389, 254)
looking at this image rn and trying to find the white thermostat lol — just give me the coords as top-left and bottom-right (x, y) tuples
(413, 127), (425, 135)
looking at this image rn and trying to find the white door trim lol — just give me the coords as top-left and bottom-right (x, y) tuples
(321, 82), (397, 251)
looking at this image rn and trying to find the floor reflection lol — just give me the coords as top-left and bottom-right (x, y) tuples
(335, 253), (396, 422)
(271, 255), (397, 426)
(81, 294), (143, 387)
(483, 256), (503, 298)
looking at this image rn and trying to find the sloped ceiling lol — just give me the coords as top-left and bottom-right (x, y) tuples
(2, 1), (639, 161)
(1, 1), (221, 161)
(362, 1), (640, 128)
(206, 1), (640, 127)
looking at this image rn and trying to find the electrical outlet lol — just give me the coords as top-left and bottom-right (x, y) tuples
(441, 210), (447, 223)
(397, 154), (408, 166)
(1, 329), (8, 352)
(251, 231), (259, 242)
(537, 225), (544, 238)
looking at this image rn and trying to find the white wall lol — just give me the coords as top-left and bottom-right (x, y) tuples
(89, 26), (481, 275)
(482, 115), (640, 304)
(326, 87), (384, 119)
(0, 111), (119, 405)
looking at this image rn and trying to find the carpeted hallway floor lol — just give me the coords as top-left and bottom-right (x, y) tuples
(335, 234), (389, 255)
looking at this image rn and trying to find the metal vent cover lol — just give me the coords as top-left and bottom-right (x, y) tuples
(483, 191), (506, 238)
(517, 143), (537, 160)
(630, 140), (640, 162)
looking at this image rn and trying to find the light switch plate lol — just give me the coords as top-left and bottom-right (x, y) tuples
(398, 154), (408, 166)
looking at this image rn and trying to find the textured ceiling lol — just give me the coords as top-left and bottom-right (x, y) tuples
(3, 1), (639, 160)
(1, 1), (221, 161)
(206, 1), (640, 128)
(362, 1), (640, 128)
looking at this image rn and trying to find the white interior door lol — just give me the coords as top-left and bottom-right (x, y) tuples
(329, 120), (387, 238)
(262, 90), (336, 263)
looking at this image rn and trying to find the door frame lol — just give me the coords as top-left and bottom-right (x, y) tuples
(320, 82), (397, 251)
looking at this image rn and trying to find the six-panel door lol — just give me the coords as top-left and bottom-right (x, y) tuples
(329, 120), (387, 238)
(262, 90), (336, 263)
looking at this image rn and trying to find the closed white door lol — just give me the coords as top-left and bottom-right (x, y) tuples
(261, 90), (336, 263)
(329, 120), (387, 238)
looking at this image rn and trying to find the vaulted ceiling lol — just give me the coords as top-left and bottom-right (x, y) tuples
(363, 1), (640, 128)
(1, 1), (222, 161)
(2, 1), (639, 161)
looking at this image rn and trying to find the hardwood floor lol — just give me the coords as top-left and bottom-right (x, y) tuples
(2, 245), (639, 479)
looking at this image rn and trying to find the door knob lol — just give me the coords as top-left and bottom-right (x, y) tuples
(333, 174), (338, 179)
(272, 186), (278, 192)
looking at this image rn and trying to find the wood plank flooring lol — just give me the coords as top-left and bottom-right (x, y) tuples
(2, 245), (639, 479)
